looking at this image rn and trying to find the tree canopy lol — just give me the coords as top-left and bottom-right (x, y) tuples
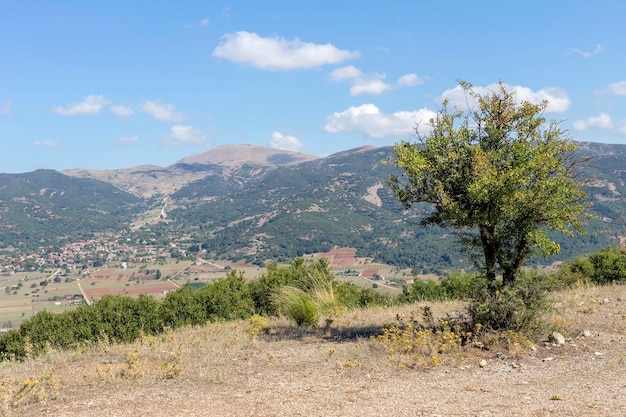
(388, 81), (589, 291)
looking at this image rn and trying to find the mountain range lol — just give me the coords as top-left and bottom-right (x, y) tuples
(0, 142), (624, 272)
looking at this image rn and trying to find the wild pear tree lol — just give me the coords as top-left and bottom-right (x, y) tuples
(388, 81), (589, 294)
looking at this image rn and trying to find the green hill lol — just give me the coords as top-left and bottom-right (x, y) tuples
(0, 169), (144, 248)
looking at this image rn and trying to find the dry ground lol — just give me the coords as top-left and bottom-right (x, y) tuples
(1, 284), (624, 417)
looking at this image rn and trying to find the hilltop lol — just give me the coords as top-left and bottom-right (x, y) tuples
(2, 283), (625, 416)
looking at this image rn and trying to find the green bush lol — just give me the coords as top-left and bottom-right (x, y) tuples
(0, 329), (26, 361)
(250, 258), (333, 315)
(200, 270), (255, 321)
(159, 286), (208, 328)
(555, 246), (626, 287)
(400, 279), (446, 302)
(334, 281), (393, 309)
(588, 247), (626, 284)
(468, 270), (552, 334)
(400, 272), (483, 303)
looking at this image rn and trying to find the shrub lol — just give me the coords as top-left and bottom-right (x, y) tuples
(588, 246), (626, 284)
(400, 279), (446, 302)
(199, 270), (255, 321)
(334, 282), (393, 309)
(250, 258), (335, 315)
(400, 272), (484, 303)
(468, 270), (552, 334)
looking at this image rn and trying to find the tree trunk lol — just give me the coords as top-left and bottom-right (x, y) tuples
(481, 229), (498, 294)
(502, 268), (515, 287)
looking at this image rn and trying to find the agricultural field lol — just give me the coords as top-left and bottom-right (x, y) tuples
(0, 249), (410, 328)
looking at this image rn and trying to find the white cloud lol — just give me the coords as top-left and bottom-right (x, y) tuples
(397, 73), (423, 87)
(33, 139), (60, 148)
(331, 66), (423, 96)
(0, 100), (11, 115)
(270, 131), (303, 152)
(53, 95), (110, 116)
(617, 125), (626, 135)
(568, 43), (606, 58)
(324, 104), (436, 138)
(162, 125), (207, 146)
(573, 113), (613, 131)
(212, 31), (359, 70)
(139, 100), (186, 122)
(200, 18), (209, 26)
(116, 135), (139, 145)
(110, 105), (134, 118)
(605, 81), (626, 96)
(330, 66), (390, 96)
(440, 83), (570, 113)
(350, 78), (390, 96)
(329, 65), (362, 81)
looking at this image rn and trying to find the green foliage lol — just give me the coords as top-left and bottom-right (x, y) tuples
(249, 258), (334, 316)
(334, 281), (393, 309)
(159, 286), (207, 328)
(270, 260), (340, 327)
(272, 286), (320, 327)
(199, 270), (255, 321)
(468, 271), (552, 334)
(558, 246), (626, 285)
(400, 272), (483, 302)
(388, 81), (589, 290)
(0, 169), (144, 248)
(401, 279), (447, 302)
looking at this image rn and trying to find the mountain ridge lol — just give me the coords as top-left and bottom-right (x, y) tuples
(2, 141), (624, 271)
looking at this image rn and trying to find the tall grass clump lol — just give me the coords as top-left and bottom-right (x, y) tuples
(272, 266), (342, 327)
(272, 286), (320, 327)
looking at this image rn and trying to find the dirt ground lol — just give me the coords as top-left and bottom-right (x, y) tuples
(2, 284), (625, 417)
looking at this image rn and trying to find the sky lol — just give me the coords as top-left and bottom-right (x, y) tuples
(1, 0), (625, 173)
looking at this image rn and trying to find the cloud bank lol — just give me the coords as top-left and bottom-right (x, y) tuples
(213, 31), (359, 70)
(439, 83), (570, 113)
(330, 66), (423, 96)
(324, 104), (436, 138)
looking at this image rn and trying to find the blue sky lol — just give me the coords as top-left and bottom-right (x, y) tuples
(1, 0), (625, 173)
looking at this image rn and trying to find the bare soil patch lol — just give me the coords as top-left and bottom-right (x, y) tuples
(2, 284), (625, 416)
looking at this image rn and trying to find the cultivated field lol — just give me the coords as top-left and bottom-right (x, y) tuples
(0, 251), (408, 328)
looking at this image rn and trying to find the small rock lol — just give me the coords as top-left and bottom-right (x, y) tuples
(495, 351), (506, 359)
(473, 341), (485, 349)
(594, 351), (604, 357)
(530, 345), (537, 352)
(479, 359), (488, 368)
(603, 298), (610, 304)
(511, 362), (520, 369)
(550, 332), (566, 345)
(543, 357), (554, 362)
(581, 329), (592, 338)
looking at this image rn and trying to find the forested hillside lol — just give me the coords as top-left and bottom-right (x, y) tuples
(0, 170), (144, 248)
(163, 142), (626, 272)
